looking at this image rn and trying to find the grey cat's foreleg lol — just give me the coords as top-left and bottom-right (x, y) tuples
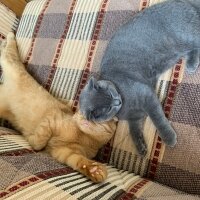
(144, 93), (177, 147)
(186, 49), (200, 74)
(128, 115), (147, 156)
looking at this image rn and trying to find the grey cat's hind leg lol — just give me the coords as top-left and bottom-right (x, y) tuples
(186, 49), (200, 74)
(128, 114), (147, 157)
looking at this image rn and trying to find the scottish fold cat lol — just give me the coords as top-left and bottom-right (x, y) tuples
(79, 0), (200, 156)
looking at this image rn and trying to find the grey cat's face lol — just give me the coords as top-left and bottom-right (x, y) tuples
(79, 77), (122, 122)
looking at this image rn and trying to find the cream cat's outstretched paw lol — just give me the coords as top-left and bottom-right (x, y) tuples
(78, 160), (107, 183)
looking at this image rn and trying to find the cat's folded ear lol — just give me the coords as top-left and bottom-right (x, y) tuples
(87, 77), (97, 90)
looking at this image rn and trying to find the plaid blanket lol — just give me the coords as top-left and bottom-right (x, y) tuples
(0, 0), (200, 197)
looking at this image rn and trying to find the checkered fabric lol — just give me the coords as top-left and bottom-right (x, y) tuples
(1, 127), (199, 200)
(0, 0), (200, 198)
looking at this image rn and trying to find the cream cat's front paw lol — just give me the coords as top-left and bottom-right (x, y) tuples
(78, 160), (107, 183)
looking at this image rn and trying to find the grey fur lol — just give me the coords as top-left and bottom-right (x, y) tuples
(79, 0), (200, 156)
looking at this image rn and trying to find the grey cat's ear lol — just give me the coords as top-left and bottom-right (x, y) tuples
(87, 77), (97, 90)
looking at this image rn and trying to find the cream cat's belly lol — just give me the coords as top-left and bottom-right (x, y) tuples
(4, 71), (58, 134)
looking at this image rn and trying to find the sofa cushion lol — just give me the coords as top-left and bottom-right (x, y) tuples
(8, 0), (200, 195)
(0, 127), (199, 200)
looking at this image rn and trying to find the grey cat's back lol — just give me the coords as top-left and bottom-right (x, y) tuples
(101, 0), (200, 79)
(106, 0), (200, 48)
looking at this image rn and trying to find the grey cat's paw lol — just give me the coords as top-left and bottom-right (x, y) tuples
(162, 131), (177, 147)
(186, 62), (199, 74)
(186, 50), (200, 74)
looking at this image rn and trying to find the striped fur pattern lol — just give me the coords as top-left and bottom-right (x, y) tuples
(0, 0), (200, 198)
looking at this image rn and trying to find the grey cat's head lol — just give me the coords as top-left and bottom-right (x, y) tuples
(79, 77), (122, 122)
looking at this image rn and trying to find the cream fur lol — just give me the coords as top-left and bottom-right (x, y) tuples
(0, 33), (117, 183)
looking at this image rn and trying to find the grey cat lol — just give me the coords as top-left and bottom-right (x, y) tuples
(79, 0), (200, 156)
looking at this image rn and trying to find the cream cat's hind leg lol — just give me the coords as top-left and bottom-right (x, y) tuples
(0, 33), (20, 117)
(0, 32), (25, 82)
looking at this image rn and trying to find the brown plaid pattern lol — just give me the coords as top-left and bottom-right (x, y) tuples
(0, 0), (200, 198)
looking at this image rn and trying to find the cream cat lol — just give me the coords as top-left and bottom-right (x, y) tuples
(0, 32), (117, 183)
